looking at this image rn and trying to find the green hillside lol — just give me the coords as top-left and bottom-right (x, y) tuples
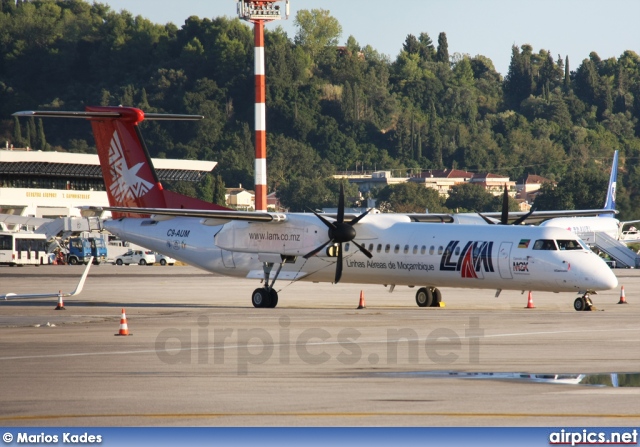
(1, 1), (639, 215)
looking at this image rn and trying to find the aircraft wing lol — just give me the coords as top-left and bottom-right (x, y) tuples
(1, 258), (92, 300)
(492, 208), (617, 224)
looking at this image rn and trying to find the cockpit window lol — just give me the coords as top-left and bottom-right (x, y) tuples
(533, 239), (557, 250)
(556, 239), (583, 250)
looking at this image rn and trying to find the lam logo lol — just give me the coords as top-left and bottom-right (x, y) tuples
(440, 240), (494, 279)
(108, 131), (153, 202)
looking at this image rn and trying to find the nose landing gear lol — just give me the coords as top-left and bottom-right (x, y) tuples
(574, 293), (594, 311)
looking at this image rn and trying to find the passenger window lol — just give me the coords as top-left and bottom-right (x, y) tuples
(404, 245), (409, 254)
(533, 239), (557, 250)
(429, 246), (434, 255)
(368, 243), (374, 252)
(385, 244), (390, 253)
(394, 244), (400, 253)
(438, 246), (443, 255)
(556, 239), (582, 250)
(413, 245), (418, 255)
(376, 244), (382, 253)
(421, 246), (426, 255)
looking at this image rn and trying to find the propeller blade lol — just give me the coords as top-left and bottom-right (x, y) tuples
(335, 243), (343, 283)
(500, 184), (509, 225)
(306, 208), (337, 230)
(477, 212), (498, 225)
(337, 183), (345, 224)
(303, 239), (333, 259)
(352, 240), (373, 259)
(349, 208), (371, 226)
(511, 207), (536, 226)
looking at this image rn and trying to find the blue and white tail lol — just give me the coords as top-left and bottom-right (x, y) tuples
(600, 150), (618, 217)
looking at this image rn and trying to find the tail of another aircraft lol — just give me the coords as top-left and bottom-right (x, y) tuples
(14, 106), (230, 217)
(600, 150), (618, 217)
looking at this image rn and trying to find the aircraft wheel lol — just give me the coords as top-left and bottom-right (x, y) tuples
(267, 289), (279, 308)
(430, 288), (442, 307)
(252, 288), (269, 308)
(574, 297), (587, 311)
(416, 287), (433, 307)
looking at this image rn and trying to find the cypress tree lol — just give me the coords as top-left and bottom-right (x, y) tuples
(36, 119), (47, 150)
(214, 175), (226, 206)
(564, 55), (571, 91)
(12, 117), (22, 147)
(436, 32), (449, 64)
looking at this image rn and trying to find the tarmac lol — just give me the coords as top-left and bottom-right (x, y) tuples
(1, 264), (639, 426)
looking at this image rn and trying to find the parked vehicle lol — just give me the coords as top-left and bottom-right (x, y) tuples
(113, 250), (156, 266)
(67, 236), (108, 265)
(0, 231), (48, 266)
(154, 252), (176, 266)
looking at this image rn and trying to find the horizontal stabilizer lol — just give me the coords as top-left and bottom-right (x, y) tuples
(13, 110), (204, 121)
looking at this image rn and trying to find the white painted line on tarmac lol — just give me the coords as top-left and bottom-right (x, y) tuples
(0, 327), (638, 362)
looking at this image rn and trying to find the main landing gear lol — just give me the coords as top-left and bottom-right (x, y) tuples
(574, 293), (594, 311)
(415, 287), (442, 307)
(252, 257), (294, 308)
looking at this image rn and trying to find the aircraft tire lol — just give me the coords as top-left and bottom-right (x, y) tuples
(252, 288), (269, 308)
(574, 297), (586, 311)
(430, 288), (442, 307)
(416, 287), (433, 307)
(267, 289), (278, 308)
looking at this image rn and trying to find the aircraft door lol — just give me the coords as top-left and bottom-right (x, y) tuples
(498, 242), (513, 279)
(221, 249), (236, 268)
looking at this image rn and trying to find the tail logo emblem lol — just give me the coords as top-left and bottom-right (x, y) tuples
(108, 131), (154, 202)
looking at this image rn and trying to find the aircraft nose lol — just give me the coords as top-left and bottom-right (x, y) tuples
(589, 261), (618, 290)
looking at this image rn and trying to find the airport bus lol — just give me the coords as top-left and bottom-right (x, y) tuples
(0, 232), (49, 266)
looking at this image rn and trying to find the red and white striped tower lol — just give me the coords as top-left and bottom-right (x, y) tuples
(237, 0), (290, 211)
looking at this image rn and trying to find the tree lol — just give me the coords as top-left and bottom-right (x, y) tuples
(376, 182), (447, 213)
(435, 32), (449, 64)
(444, 183), (506, 212)
(212, 174), (226, 206)
(35, 118), (46, 150)
(12, 116), (22, 147)
(294, 9), (342, 60)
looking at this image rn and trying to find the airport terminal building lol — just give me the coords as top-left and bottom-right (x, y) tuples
(0, 148), (217, 219)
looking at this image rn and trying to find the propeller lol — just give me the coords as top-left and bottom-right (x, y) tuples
(303, 183), (373, 283)
(478, 185), (535, 225)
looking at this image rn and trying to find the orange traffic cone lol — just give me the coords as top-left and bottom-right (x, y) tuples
(115, 308), (132, 336)
(357, 290), (366, 309)
(54, 292), (66, 310)
(618, 286), (628, 304)
(525, 291), (535, 309)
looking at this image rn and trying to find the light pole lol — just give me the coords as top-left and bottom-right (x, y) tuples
(237, 0), (290, 211)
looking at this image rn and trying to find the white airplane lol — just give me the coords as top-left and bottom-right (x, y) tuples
(13, 107), (618, 311)
(539, 150), (640, 244)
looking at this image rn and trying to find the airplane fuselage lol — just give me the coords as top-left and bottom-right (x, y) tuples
(104, 214), (617, 294)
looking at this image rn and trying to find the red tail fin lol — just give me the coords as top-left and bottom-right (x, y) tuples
(85, 106), (230, 217)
